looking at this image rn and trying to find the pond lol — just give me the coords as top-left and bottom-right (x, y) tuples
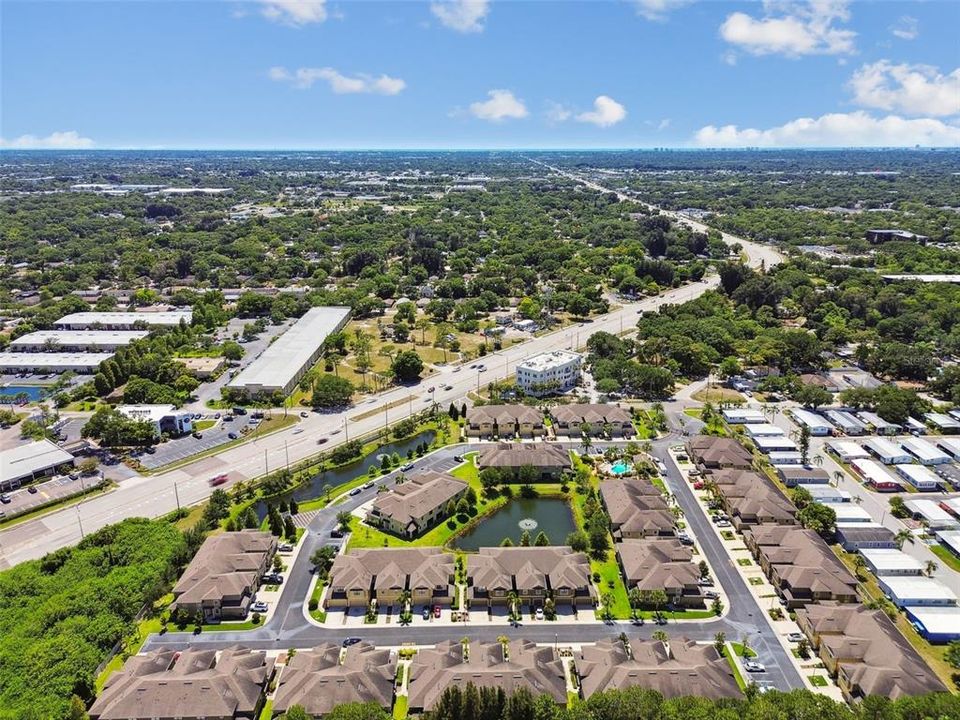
(452, 497), (577, 551)
(0, 385), (46, 403)
(253, 430), (436, 520)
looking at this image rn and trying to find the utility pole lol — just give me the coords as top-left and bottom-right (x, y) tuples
(264, 449), (269, 475)
(173, 480), (180, 511)
(284, 441), (290, 472)
(76, 505), (85, 539)
(344, 417), (349, 441)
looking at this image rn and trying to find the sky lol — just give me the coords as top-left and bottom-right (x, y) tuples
(1, 0), (958, 149)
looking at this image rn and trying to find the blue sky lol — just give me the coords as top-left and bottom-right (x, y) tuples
(1, 0), (958, 148)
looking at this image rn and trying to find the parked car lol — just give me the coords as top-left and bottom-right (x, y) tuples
(361, 481), (375, 490)
(292, 427), (304, 434)
(278, 543), (294, 552)
(703, 590), (720, 600)
(349, 487), (362, 496)
(224, 414), (234, 421)
(698, 578), (714, 587)
(433, 605), (441, 618)
(401, 463), (414, 472)
(535, 608), (544, 621)
(342, 637), (362, 647)
(300, 411), (309, 418)
(744, 661), (766, 673)
(192, 431), (203, 439)
(330, 529), (344, 538)
(787, 632), (804, 643)
(422, 607), (431, 620)
(144, 446), (156, 454)
(262, 573), (283, 585)
(693, 481), (704, 490)
(443, 384), (453, 391)
(251, 601), (268, 613)
(28, 486), (38, 494)
(228, 432), (239, 439)
(453, 455), (464, 462)
(716, 519), (732, 528)
(0, 494), (11, 504)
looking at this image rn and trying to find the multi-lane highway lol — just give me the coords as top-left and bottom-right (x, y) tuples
(0, 168), (783, 568)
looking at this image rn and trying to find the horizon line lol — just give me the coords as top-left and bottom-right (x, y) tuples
(2, 145), (957, 152)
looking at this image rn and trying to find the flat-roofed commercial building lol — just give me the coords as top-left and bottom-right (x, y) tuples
(900, 438), (951, 466)
(0, 351), (114, 374)
(894, 463), (941, 490)
(227, 306), (350, 397)
(515, 350), (582, 396)
(117, 404), (193, 436)
(1, 439), (75, 491)
(54, 310), (192, 330)
(10, 330), (148, 352)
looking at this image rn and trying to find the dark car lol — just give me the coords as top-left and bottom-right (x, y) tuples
(28, 486), (38, 494)
(342, 637), (362, 647)
(144, 446), (156, 454)
(192, 431), (203, 439)
(0, 494), (11, 504)
(330, 529), (344, 538)
(228, 432), (239, 440)
(232, 407), (247, 416)
(300, 411), (309, 418)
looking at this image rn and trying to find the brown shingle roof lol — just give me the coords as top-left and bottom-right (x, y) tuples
(600, 478), (674, 536)
(797, 604), (947, 699)
(577, 638), (740, 700)
(468, 404), (544, 428)
(616, 540), (700, 593)
(408, 640), (567, 711)
(329, 548), (454, 594)
(477, 443), (571, 471)
(469, 546), (592, 595)
(686, 435), (753, 468)
(89, 647), (269, 720)
(369, 471), (468, 527)
(273, 642), (395, 716)
(550, 403), (631, 427)
(171, 531), (275, 610)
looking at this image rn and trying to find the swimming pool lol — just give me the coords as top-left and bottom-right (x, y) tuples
(610, 460), (631, 475)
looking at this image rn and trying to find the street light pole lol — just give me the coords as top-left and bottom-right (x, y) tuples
(174, 480), (180, 511)
(76, 505), (85, 539)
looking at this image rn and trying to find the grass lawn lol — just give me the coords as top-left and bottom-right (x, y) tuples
(691, 387), (744, 404)
(931, 544), (960, 573)
(748, 576), (764, 585)
(393, 695), (409, 720)
(808, 674), (828, 687)
(200, 619), (265, 632)
(729, 642), (758, 658)
(193, 419), (217, 431)
(723, 646), (749, 692)
(258, 700), (273, 720)
(737, 558), (752, 566)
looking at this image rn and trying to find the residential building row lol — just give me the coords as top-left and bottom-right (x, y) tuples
(464, 402), (633, 439)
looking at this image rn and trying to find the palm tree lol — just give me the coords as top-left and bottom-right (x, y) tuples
(328, 352), (343, 377)
(812, 454), (823, 467)
(925, 560), (938, 577)
(833, 471), (844, 485)
(894, 529), (914, 550)
(323, 484), (332, 503)
(853, 554), (867, 580)
(652, 630), (669, 643)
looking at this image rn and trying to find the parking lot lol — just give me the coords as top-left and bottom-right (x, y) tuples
(0, 472), (103, 520)
(136, 415), (260, 470)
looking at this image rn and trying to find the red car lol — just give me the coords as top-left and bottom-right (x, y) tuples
(693, 481), (704, 490)
(433, 605), (441, 618)
(209, 474), (228, 486)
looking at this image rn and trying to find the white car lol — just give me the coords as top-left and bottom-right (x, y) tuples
(292, 427), (304, 435)
(744, 661), (766, 673)
(535, 608), (544, 621)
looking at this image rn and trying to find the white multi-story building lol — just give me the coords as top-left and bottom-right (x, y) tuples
(515, 350), (582, 396)
(117, 404), (193, 436)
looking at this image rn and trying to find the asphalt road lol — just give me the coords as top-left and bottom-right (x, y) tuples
(0, 169), (784, 568)
(143, 438), (804, 691)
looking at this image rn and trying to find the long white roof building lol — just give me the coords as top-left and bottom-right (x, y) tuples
(0, 352), (114, 373)
(1, 439), (75, 487)
(53, 310), (192, 330)
(227, 306), (351, 397)
(10, 330), (148, 352)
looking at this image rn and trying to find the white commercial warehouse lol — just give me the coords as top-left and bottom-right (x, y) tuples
(227, 306), (351, 397)
(879, 576), (958, 608)
(900, 438), (951, 465)
(894, 463), (942, 490)
(53, 310), (192, 330)
(863, 437), (912, 464)
(1, 439), (75, 490)
(0, 352), (114, 374)
(10, 330), (148, 352)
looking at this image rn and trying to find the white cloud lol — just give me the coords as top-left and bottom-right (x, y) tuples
(850, 61), (960, 117)
(0, 130), (94, 149)
(576, 95), (627, 128)
(657, 118), (671, 130)
(632, 0), (692, 21)
(545, 102), (572, 124)
(720, 0), (856, 58)
(431, 0), (489, 33)
(469, 89), (528, 122)
(890, 15), (918, 41)
(269, 66), (406, 95)
(693, 111), (960, 147)
(259, 0), (327, 26)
